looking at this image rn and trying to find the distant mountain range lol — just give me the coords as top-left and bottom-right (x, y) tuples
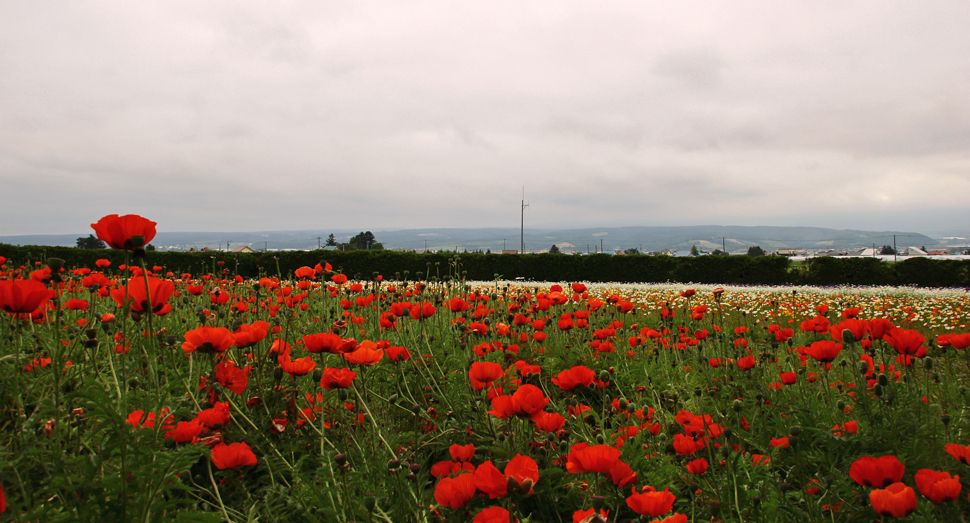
(3, 226), (966, 253)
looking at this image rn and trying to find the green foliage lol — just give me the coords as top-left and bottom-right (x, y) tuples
(2, 243), (969, 287)
(76, 234), (107, 249)
(746, 245), (766, 257)
(548, 244), (560, 254)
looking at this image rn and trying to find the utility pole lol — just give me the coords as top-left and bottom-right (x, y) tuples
(503, 239), (506, 251)
(722, 237), (726, 253)
(264, 241), (268, 252)
(893, 235), (897, 262)
(520, 187), (528, 254)
(317, 236), (322, 249)
(227, 241), (230, 252)
(424, 239), (428, 252)
(601, 238), (604, 253)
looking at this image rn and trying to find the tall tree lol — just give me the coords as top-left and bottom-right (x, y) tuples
(549, 244), (560, 254)
(746, 245), (766, 257)
(76, 234), (107, 249)
(325, 234), (338, 246)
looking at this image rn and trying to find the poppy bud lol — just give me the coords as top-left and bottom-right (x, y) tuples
(387, 460), (401, 471)
(873, 384), (884, 397)
(363, 495), (377, 512)
(720, 445), (731, 458)
(596, 434), (605, 444)
(626, 403), (635, 414)
(923, 357), (933, 370)
(405, 472), (416, 482)
(789, 425), (802, 436)
(942, 414), (951, 425)
(411, 404), (421, 415)
(334, 453), (348, 465)
(841, 330), (855, 344)
(312, 369), (323, 382)
(338, 389), (348, 401)
(598, 370), (610, 382)
(732, 400), (743, 412)
(618, 398), (628, 411)
(836, 400), (846, 411)
(273, 367), (284, 382)
(858, 361), (869, 375)
(409, 463), (421, 472)
(878, 373), (888, 386)
(130, 235), (145, 248)
(47, 258), (64, 272)
(709, 502), (721, 516)
(388, 394), (398, 405)
(723, 428), (732, 440)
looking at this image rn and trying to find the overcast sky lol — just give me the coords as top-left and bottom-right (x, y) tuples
(1, 1), (968, 236)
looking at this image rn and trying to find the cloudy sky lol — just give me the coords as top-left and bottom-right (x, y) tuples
(1, 1), (967, 236)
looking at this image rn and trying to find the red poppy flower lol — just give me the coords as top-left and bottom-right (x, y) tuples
(303, 333), (356, 354)
(884, 328), (926, 356)
(803, 340), (842, 363)
(447, 297), (469, 312)
(0, 279), (55, 314)
(320, 367), (357, 389)
(511, 384), (549, 415)
(165, 419), (204, 442)
(832, 421), (858, 436)
(531, 410), (565, 433)
(770, 437), (789, 449)
(830, 319), (868, 343)
(780, 371), (797, 385)
(945, 443), (970, 465)
(869, 318), (895, 340)
(686, 457), (709, 474)
(608, 459), (637, 487)
(111, 276), (175, 315)
(410, 301), (437, 320)
(91, 214), (157, 250)
(279, 352), (316, 378)
(850, 455), (905, 487)
(869, 482), (916, 518)
(915, 468), (962, 503)
(573, 509), (610, 523)
(737, 355), (756, 370)
(386, 345), (411, 361)
(196, 402), (231, 428)
(800, 316), (830, 334)
(473, 507), (510, 523)
(469, 362), (504, 388)
(434, 472), (477, 509)
(342, 340), (384, 365)
(474, 461), (508, 498)
(566, 443), (621, 473)
(450, 444), (476, 463)
(211, 442), (258, 469)
(215, 360), (249, 394)
(672, 433), (704, 455)
(330, 274), (348, 285)
(504, 454), (539, 494)
(230, 321), (267, 349)
(553, 365), (596, 391)
(182, 326), (235, 354)
(626, 485), (676, 517)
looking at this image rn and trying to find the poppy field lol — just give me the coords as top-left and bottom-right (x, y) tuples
(3, 215), (970, 522)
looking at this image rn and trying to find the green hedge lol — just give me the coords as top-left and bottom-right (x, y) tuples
(2, 244), (968, 287)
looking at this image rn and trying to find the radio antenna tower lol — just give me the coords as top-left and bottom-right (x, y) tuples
(520, 187), (529, 254)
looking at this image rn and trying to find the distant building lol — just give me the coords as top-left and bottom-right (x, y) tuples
(231, 245), (255, 253)
(501, 250), (519, 254)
